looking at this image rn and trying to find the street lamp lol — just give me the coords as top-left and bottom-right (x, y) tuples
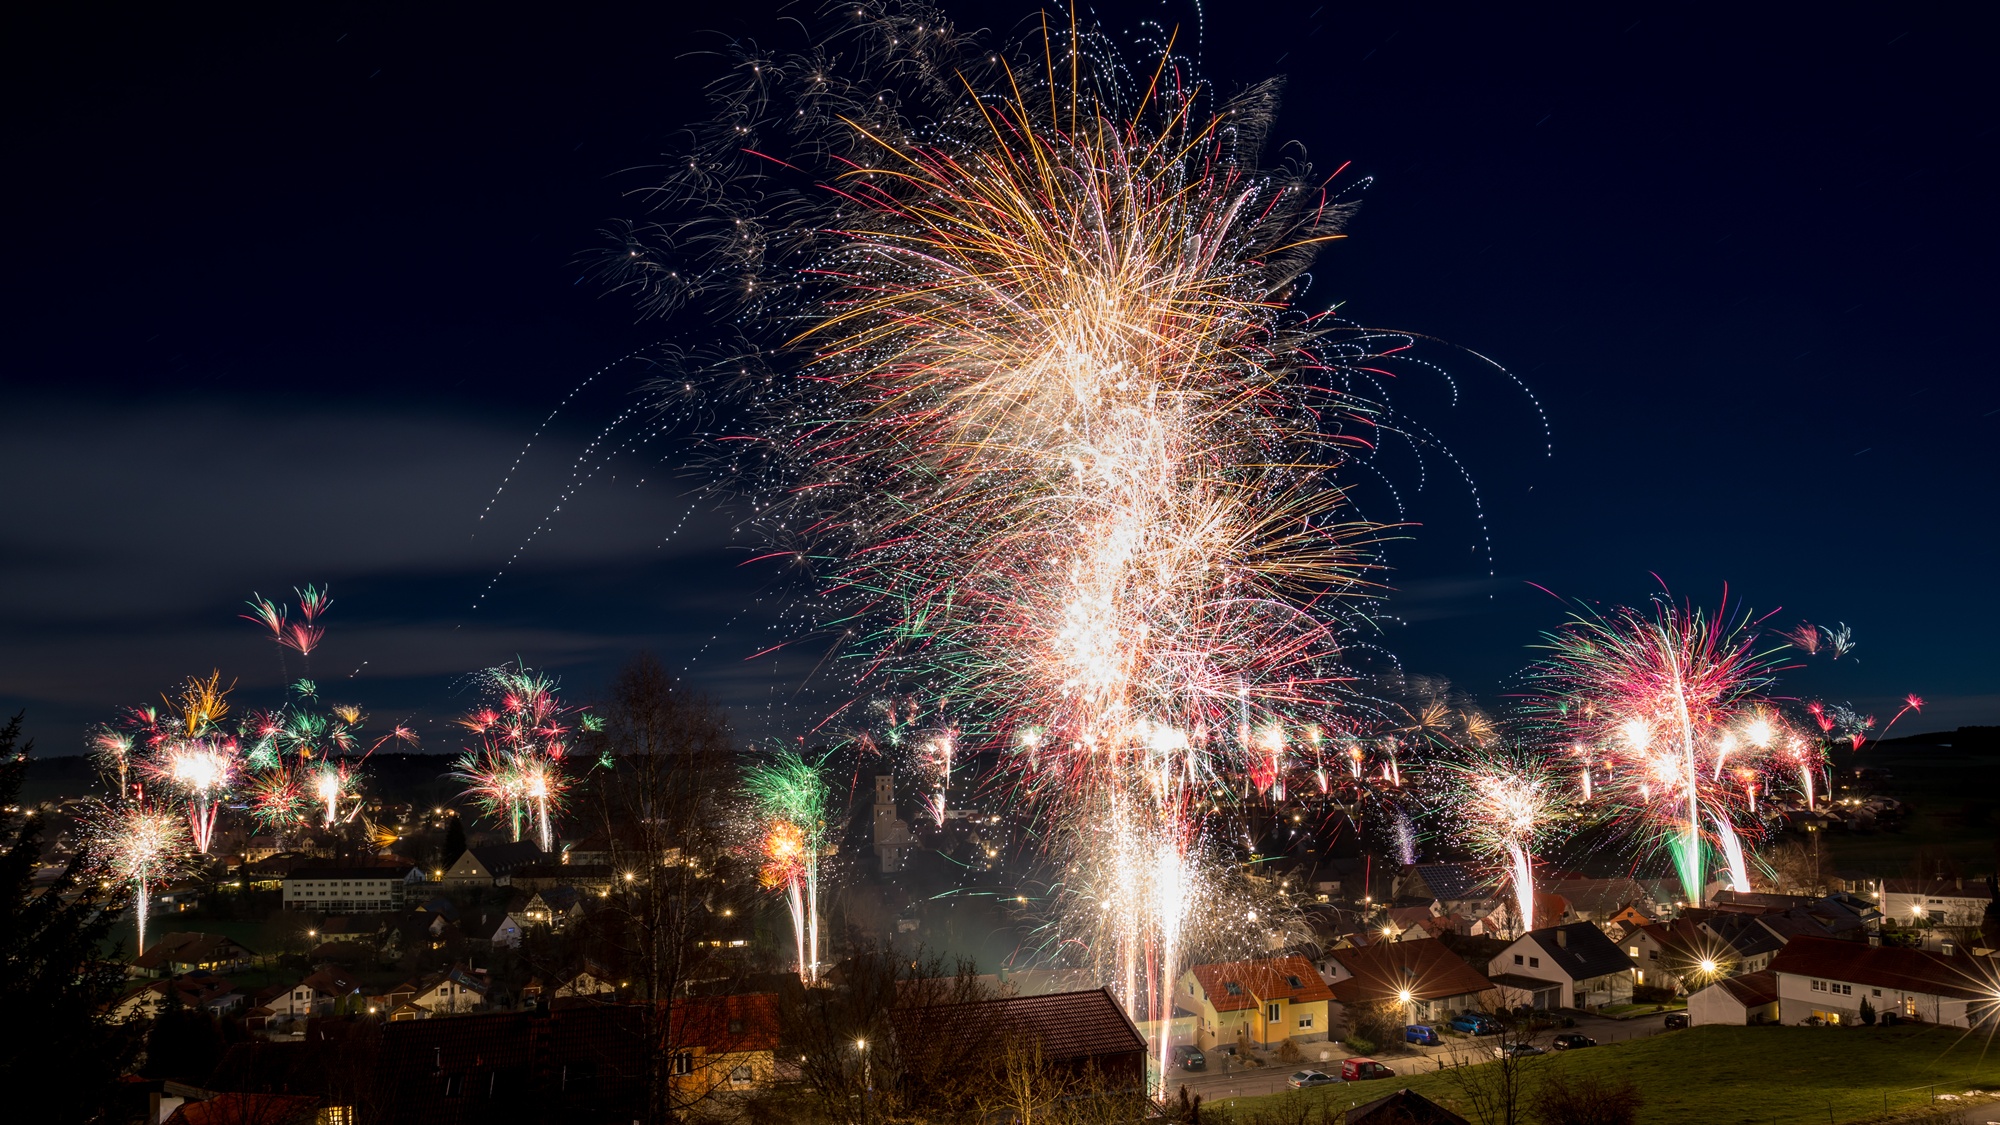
(856, 1038), (872, 1124)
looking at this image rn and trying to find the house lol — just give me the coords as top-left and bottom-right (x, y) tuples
(1699, 912), (1788, 975)
(391, 965), (489, 1018)
(889, 987), (1148, 1092)
(667, 993), (783, 1096)
(112, 971), (243, 1021)
(1395, 864), (1483, 904)
(1323, 937), (1496, 1028)
(281, 867), (422, 913)
(1604, 904), (1655, 935)
(1544, 876), (1657, 924)
(1348, 1089), (1473, 1125)
(273, 969), (363, 1019)
(1881, 876), (1992, 949)
(526, 965), (619, 1005)
(1174, 955), (1333, 1051)
(1687, 970), (1780, 1026)
(1619, 918), (1717, 994)
(1769, 936), (2000, 1027)
(465, 900), (530, 950)
(1486, 923), (1634, 1011)
(441, 843), (547, 887)
(511, 863), (613, 893)
(520, 886), (586, 930)
(131, 931), (258, 977)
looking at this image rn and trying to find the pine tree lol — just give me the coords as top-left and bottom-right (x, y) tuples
(1858, 995), (1876, 1026)
(0, 713), (143, 1122)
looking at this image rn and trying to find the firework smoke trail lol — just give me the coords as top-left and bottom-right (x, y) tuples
(745, 751), (830, 983)
(1713, 813), (1752, 894)
(1526, 597), (1805, 906)
(87, 799), (191, 955)
(1392, 809), (1418, 866)
(585, 7), (1527, 1088)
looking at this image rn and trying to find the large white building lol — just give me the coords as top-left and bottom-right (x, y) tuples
(282, 866), (422, 913)
(1768, 936), (2000, 1028)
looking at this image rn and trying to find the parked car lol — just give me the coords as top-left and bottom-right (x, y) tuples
(1287, 1070), (1337, 1089)
(1404, 1025), (1440, 1046)
(1340, 1058), (1396, 1082)
(1663, 1013), (1690, 1030)
(1495, 1042), (1546, 1058)
(1450, 1014), (1499, 1035)
(1172, 1044), (1206, 1071)
(1550, 1033), (1596, 1050)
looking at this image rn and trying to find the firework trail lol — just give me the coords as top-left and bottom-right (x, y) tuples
(590, 5), (1541, 1087)
(86, 799), (191, 955)
(745, 750), (831, 983)
(1525, 596), (1812, 903)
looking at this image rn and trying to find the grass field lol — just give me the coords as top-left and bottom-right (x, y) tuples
(1211, 1025), (2000, 1124)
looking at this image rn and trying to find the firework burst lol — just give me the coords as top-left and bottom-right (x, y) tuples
(1431, 744), (1574, 934)
(85, 799), (192, 955)
(1525, 596), (1813, 904)
(744, 750), (831, 983)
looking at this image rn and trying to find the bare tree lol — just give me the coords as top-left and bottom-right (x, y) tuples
(783, 948), (992, 1124)
(1434, 1008), (1549, 1125)
(583, 653), (746, 1124)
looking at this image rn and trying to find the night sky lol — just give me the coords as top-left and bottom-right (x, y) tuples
(5, 2), (1995, 756)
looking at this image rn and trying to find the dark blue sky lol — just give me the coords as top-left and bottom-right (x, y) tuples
(4, 1), (1994, 755)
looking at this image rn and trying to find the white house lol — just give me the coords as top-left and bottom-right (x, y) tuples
(1486, 923), (1635, 1011)
(281, 867), (422, 913)
(1686, 970), (1779, 1025)
(1769, 936), (1999, 1028)
(1881, 876), (1989, 928)
(442, 843), (547, 887)
(273, 968), (362, 1018)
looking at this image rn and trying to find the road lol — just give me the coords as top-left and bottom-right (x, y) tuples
(1160, 1009), (1687, 1106)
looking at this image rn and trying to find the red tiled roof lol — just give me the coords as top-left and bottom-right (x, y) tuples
(165, 1093), (318, 1125)
(1188, 955), (1332, 1012)
(1769, 936), (1994, 1001)
(1326, 938), (1494, 1004)
(669, 993), (780, 1054)
(889, 987), (1147, 1063)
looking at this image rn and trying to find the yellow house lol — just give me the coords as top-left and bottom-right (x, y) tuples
(1175, 955), (1332, 1051)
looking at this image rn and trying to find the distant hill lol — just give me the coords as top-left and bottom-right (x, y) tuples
(1867, 726), (2000, 753)
(22, 752), (468, 808)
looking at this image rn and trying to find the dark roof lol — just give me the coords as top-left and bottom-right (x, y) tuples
(1326, 939), (1493, 1004)
(133, 931), (255, 968)
(1881, 876), (1992, 897)
(1713, 970), (1779, 1008)
(1522, 924), (1634, 981)
(1705, 913), (1787, 958)
(283, 866), (411, 882)
(468, 842), (548, 875)
(1188, 956), (1333, 1011)
(373, 1005), (649, 1125)
(1348, 1088), (1473, 1125)
(888, 988), (1146, 1064)
(1407, 864), (1482, 901)
(1769, 936), (1997, 1001)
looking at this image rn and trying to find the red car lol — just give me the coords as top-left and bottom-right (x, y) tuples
(1340, 1057), (1395, 1082)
